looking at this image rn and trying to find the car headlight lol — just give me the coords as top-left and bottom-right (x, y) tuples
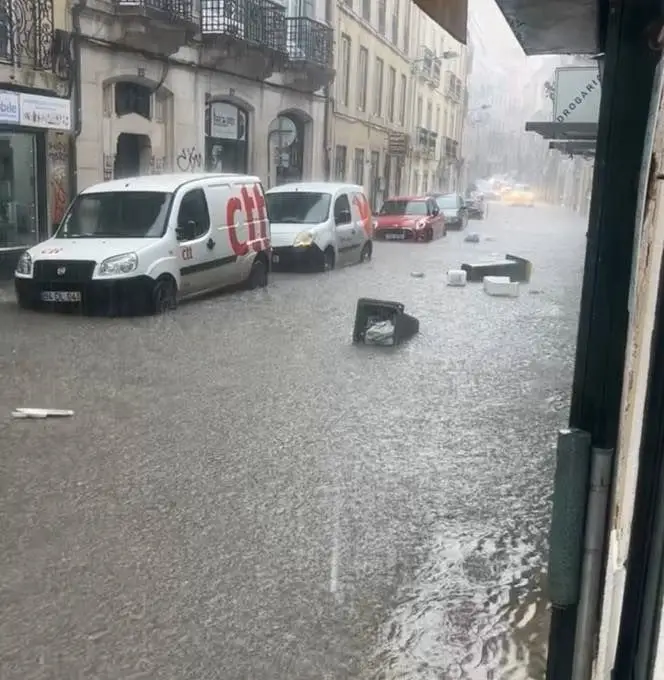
(15, 251), (32, 276)
(98, 252), (138, 276)
(293, 231), (314, 247)
(416, 219), (427, 228)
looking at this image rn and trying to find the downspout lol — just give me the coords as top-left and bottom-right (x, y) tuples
(322, 0), (333, 180)
(69, 0), (86, 197)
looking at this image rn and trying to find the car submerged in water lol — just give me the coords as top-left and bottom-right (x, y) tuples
(430, 192), (469, 230)
(373, 196), (447, 242)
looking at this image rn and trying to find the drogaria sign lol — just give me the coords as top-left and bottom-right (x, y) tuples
(553, 66), (602, 124)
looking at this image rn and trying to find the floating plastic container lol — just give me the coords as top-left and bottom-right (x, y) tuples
(461, 253), (532, 283)
(353, 298), (420, 346)
(447, 269), (468, 287)
(483, 275), (520, 297)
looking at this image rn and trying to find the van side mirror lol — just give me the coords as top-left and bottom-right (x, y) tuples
(176, 220), (197, 241)
(431, 206), (439, 216)
(335, 209), (351, 225)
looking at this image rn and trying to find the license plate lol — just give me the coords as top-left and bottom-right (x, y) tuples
(385, 233), (405, 240)
(40, 291), (81, 302)
(272, 254), (280, 264)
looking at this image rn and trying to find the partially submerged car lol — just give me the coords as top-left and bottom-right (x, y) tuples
(504, 184), (536, 207)
(265, 182), (373, 271)
(432, 193), (468, 230)
(465, 192), (488, 220)
(373, 196), (446, 241)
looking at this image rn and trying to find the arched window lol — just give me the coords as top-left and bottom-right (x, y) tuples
(268, 113), (305, 186)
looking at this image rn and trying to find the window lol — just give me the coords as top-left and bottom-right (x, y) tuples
(265, 192), (331, 224)
(339, 34), (351, 107)
(403, 6), (410, 54)
(436, 105), (441, 135)
(334, 193), (352, 224)
(416, 96), (423, 127)
(426, 100), (432, 129)
(177, 189), (211, 240)
(387, 67), (396, 122)
(115, 82), (151, 120)
(398, 74), (407, 125)
(334, 145), (347, 180)
(373, 58), (384, 116)
(379, 199), (428, 216)
(362, 0), (370, 21)
(358, 48), (368, 111)
(57, 191), (172, 239)
(392, 0), (399, 44)
(354, 148), (365, 185)
(377, 0), (386, 35)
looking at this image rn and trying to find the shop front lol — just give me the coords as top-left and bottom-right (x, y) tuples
(0, 89), (71, 279)
(205, 101), (249, 174)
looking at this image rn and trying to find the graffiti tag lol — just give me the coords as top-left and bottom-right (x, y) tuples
(176, 147), (203, 172)
(47, 136), (70, 229)
(103, 154), (115, 181)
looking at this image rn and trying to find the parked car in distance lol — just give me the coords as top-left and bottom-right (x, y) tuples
(14, 172), (271, 315)
(373, 196), (446, 241)
(265, 182), (373, 271)
(504, 184), (536, 207)
(431, 193), (468, 230)
(466, 191), (489, 220)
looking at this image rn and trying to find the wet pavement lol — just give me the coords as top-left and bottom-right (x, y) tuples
(0, 203), (586, 680)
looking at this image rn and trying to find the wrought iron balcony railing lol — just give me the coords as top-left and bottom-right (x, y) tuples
(201, 0), (287, 53)
(0, 0), (55, 70)
(116, 0), (195, 22)
(285, 16), (333, 69)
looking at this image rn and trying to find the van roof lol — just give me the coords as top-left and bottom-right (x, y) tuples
(80, 173), (262, 195)
(265, 181), (364, 195)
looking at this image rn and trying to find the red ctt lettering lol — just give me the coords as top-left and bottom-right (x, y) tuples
(252, 184), (268, 249)
(240, 186), (257, 245)
(226, 196), (249, 256)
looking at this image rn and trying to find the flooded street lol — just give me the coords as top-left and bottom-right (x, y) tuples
(0, 202), (585, 680)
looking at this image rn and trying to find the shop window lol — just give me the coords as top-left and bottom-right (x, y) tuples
(115, 82), (152, 120)
(0, 133), (38, 248)
(205, 101), (249, 173)
(177, 189), (210, 240)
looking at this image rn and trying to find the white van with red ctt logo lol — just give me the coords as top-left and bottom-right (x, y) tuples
(14, 173), (271, 314)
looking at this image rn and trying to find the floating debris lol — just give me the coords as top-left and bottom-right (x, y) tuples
(12, 408), (74, 419)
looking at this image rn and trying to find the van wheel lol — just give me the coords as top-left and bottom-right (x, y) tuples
(247, 258), (268, 290)
(360, 241), (372, 262)
(151, 277), (177, 314)
(323, 247), (335, 272)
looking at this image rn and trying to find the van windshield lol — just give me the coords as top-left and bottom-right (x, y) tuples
(266, 192), (331, 224)
(55, 191), (172, 239)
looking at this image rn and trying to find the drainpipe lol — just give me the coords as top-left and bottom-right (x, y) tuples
(69, 0), (86, 197)
(322, 0), (333, 180)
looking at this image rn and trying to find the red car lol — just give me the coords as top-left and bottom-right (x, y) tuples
(373, 196), (446, 241)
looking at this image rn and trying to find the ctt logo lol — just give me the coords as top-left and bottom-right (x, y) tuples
(226, 184), (269, 256)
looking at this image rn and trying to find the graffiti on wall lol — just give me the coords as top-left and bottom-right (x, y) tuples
(149, 155), (167, 175)
(176, 147), (203, 172)
(47, 135), (69, 229)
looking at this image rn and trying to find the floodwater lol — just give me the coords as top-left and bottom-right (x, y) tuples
(0, 203), (585, 679)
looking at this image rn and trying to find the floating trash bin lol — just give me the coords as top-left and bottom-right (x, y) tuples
(447, 269), (467, 287)
(461, 253), (532, 283)
(353, 298), (420, 346)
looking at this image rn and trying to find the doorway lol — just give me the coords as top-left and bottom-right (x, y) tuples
(114, 133), (151, 179)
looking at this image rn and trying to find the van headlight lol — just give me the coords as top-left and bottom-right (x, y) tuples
(99, 252), (138, 276)
(293, 231), (314, 247)
(15, 251), (32, 276)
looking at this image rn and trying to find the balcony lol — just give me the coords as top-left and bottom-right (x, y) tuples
(283, 17), (334, 93)
(445, 72), (463, 101)
(414, 127), (435, 158)
(200, 0), (287, 77)
(0, 0), (73, 82)
(113, 0), (197, 54)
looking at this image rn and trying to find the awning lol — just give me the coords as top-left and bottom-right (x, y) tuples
(413, 0), (467, 44)
(494, 0), (601, 55)
(525, 121), (598, 141)
(549, 140), (596, 156)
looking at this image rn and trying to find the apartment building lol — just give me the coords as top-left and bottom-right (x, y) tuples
(75, 0), (335, 191)
(0, 0), (74, 276)
(332, 0), (412, 210)
(406, 6), (470, 195)
(332, 0), (469, 209)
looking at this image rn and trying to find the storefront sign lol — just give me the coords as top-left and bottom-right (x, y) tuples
(20, 93), (71, 131)
(0, 91), (19, 124)
(553, 66), (602, 124)
(210, 102), (240, 140)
